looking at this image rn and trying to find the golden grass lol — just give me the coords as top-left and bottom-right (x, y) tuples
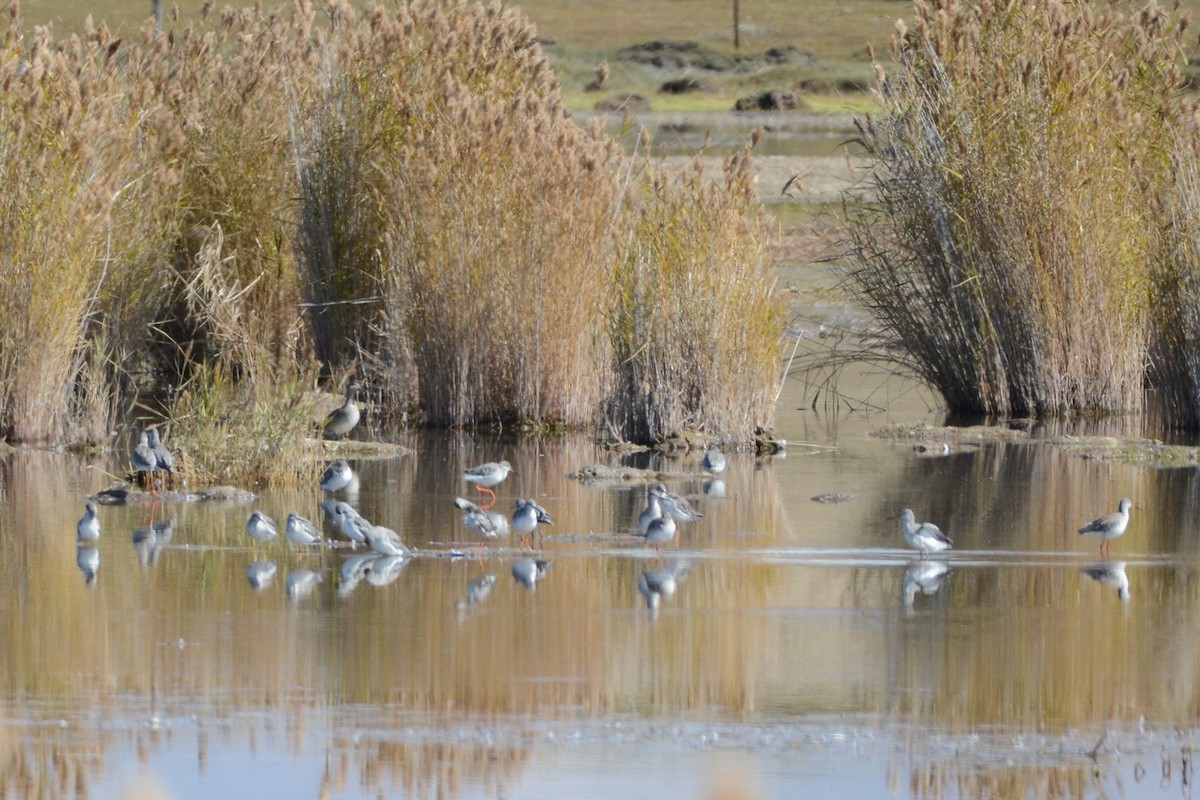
(0, 0), (787, 465)
(843, 0), (1185, 418)
(607, 136), (786, 443)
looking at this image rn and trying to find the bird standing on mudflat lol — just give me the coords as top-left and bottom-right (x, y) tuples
(1078, 498), (1133, 557)
(463, 460), (514, 509)
(146, 427), (174, 490)
(323, 383), (361, 440)
(131, 431), (159, 493)
(900, 508), (952, 557)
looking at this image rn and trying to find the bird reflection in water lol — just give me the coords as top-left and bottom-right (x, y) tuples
(76, 546), (99, 586)
(286, 569), (323, 600)
(457, 574), (498, 618)
(247, 560), (277, 590)
(902, 560), (950, 610)
(512, 558), (551, 591)
(636, 559), (691, 615)
(133, 519), (173, 567)
(337, 553), (377, 598)
(1082, 562), (1131, 603)
(363, 555), (409, 587)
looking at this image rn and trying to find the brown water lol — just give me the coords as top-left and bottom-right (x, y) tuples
(3, 375), (1200, 799)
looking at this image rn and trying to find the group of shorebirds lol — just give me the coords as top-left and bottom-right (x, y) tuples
(76, 380), (1134, 608)
(897, 498), (1135, 607)
(899, 498), (1134, 557)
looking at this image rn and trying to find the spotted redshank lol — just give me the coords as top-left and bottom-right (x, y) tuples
(1078, 498), (1132, 557)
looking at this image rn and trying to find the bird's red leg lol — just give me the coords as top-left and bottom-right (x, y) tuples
(476, 486), (497, 510)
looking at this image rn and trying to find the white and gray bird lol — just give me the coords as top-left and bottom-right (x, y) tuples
(246, 511), (279, 543)
(642, 512), (677, 561)
(76, 502), (100, 542)
(131, 431), (158, 491)
(637, 488), (663, 536)
(512, 498), (553, 548)
(285, 512), (324, 546)
(146, 427), (174, 489)
(335, 505), (410, 557)
(463, 460), (515, 507)
(323, 382), (361, 440)
(900, 508), (952, 556)
(653, 484), (702, 523)
(331, 501), (370, 547)
(362, 522), (412, 558)
(1078, 498), (1133, 557)
(456, 496), (500, 540)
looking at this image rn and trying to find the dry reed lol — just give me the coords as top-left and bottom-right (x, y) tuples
(607, 137), (785, 444)
(0, 0), (788, 465)
(844, 0), (1186, 418)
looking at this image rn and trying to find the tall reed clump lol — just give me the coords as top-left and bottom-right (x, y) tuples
(844, 0), (1183, 417)
(0, 14), (141, 443)
(607, 138), (786, 443)
(1148, 120), (1200, 427)
(147, 3), (323, 388)
(358, 3), (619, 427)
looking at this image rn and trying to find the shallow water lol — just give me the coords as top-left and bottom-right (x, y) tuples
(5, 375), (1200, 799)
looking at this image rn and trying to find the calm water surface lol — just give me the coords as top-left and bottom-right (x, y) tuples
(3, 376), (1200, 799)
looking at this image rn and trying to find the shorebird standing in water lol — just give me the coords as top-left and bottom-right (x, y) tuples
(246, 511), (279, 543)
(77, 502), (100, 543)
(653, 484), (702, 523)
(455, 496), (499, 559)
(900, 508), (952, 557)
(1078, 498), (1133, 558)
(512, 498), (553, 549)
(463, 460), (514, 509)
(285, 512), (324, 546)
(642, 512), (677, 563)
(323, 382), (361, 440)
